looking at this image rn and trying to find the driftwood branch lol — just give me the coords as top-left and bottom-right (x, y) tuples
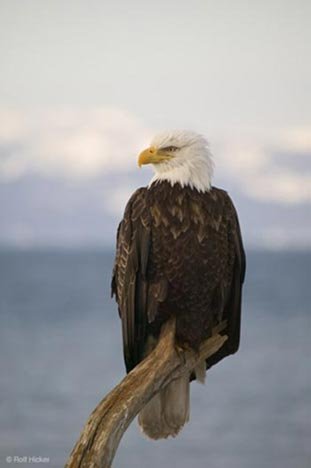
(65, 320), (228, 468)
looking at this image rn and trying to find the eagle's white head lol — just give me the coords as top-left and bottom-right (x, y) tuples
(138, 130), (214, 192)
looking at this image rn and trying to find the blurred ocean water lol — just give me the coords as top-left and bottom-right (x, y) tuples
(0, 250), (310, 468)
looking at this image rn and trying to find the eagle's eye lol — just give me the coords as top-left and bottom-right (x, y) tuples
(161, 146), (179, 152)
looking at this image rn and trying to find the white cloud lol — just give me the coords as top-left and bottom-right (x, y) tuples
(0, 108), (310, 205)
(244, 171), (311, 204)
(217, 130), (311, 204)
(103, 187), (136, 217)
(0, 108), (152, 180)
(279, 127), (311, 153)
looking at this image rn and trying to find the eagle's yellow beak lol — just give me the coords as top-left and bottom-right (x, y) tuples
(138, 146), (174, 167)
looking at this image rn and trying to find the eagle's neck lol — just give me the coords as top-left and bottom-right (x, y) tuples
(148, 151), (213, 193)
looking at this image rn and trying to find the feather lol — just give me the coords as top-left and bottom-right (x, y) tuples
(138, 335), (191, 439)
(194, 360), (206, 384)
(138, 373), (190, 439)
(111, 181), (245, 376)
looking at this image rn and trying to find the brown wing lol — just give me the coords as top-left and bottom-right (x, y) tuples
(205, 193), (246, 371)
(111, 188), (153, 372)
(112, 184), (245, 373)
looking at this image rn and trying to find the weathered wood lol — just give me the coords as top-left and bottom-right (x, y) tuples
(65, 320), (228, 468)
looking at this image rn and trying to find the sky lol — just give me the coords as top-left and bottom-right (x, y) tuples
(0, 0), (310, 248)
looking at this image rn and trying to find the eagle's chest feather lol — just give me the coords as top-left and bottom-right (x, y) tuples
(146, 184), (232, 302)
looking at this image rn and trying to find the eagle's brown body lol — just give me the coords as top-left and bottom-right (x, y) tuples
(111, 181), (245, 375)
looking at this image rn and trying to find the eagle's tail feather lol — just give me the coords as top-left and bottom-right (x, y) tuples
(162, 373), (190, 436)
(138, 373), (190, 440)
(137, 391), (165, 439)
(194, 359), (207, 384)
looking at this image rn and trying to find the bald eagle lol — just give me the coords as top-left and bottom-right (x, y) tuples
(111, 130), (246, 439)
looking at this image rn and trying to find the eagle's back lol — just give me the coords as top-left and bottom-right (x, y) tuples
(112, 181), (245, 372)
(146, 182), (236, 347)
